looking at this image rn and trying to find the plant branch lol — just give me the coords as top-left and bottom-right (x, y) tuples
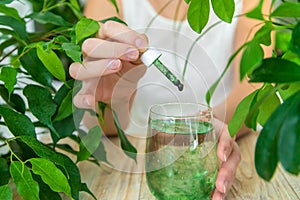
(0, 46), (18, 63)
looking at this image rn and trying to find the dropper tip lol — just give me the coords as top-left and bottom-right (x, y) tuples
(177, 83), (184, 91)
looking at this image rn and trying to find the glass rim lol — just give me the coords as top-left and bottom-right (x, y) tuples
(149, 102), (213, 118)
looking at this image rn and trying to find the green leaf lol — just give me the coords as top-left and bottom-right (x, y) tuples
(19, 136), (81, 200)
(30, 158), (72, 197)
(253, 22), (273, 46)
(250, 58), (300, 83)
(70, 0), (80, 10)
(278, 82), (300, 101)
(228, 90), (259, 137)
(28, 12), (72, 26)
(77, 125), (102, 162)
(185, 0), (191, 3)
(257, 85), (280, 126)
(271, 2), (300, 18)
(99, 16), (127, 26)
(0, 158), (9, 186)
(0, 106), (36, 137)
(0, 0), (14, 4)
(0, 85), (25, 113)
(23, 85), (57, 129)
(32, 174), (62, 200)
(211, 0), (235, 23)
(275, 31), (292, 53)
(0, 185), (12, 200)
(54, 89), (73, 121)
(19, 48), (53, 88)
(36, 45), (66, 82)
(113, 111), (137, 161)
(278, 91), (300, 175)
(75, 17), (100, 44)
(109, 0), (119, 13)
(0, 67), (17, 97)
(10, 161), (39, 200)
(62, 42), (82, 63)
(240, 42), (264, 80)
(291, 22), (300, 56)
(0, 16), (28, 40)
(187, 0), (210, 33)
(255, 91), (300, 180)
(0, 4), (22, 21)
(80, 183), (97, 200)
(245, 0), (264, 20)
(282, 51), (300, 66)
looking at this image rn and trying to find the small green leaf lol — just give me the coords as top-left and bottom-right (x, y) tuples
(291, 22), (300, 56)
(23, 85), (57, 129)
(28, 12), (72, 26)
(271, 2), (300, 18)
(62, 42), (82, 63)
(19, 48), (53, 88)
(0, 16), (28, 40)
(36, 45), (66, 82)
(32, 174), (62, 200)
(275, 31), (292, 53)
(77, 125), (102, 162)
(185, 0), (191, 3)
(211, 0), (235, 23)
(99, 16), (127, 26)
(245, 0), (264, 20)
(0, 106), (36, 137)
(113, 111), (137, 161)
(0, 4), (22, 21)
(0, 67), (17, 97)
(240, 42), (264, 80)
(278, 82), (300, 101)
(0, 0), (14, 4)
(278, 91), (300, 175)
(69, 0), (80, 10)
(109, 0), (119, 13)
(282, 51), (300, 66)
(30, 158), (72, 197)
(228, 90), (259, 137)
(54, 90), (73, 121)
(75, 17), (100, 44)
(0, 185), (12, 200)
(187, 0), (210, 33)
(80, 183), (97, 200)
(0, 158), (9, 186)
(0, 85), (26, 113)
(253, 22), (273, 46)
(250, 58), (300, 83)
(10, 161), (39, 200)
(257, 85), (280, 126)
(20, 136), (81, 199)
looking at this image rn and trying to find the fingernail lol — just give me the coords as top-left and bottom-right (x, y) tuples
(135, 38), (146, 49)
(126, 48), (139, 59)
(109, 59), (120, 70)
(223, 150), (229, 162)
(223, 181), (228, 193)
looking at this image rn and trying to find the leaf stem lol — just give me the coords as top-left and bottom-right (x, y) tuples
(0, 46), (18, 63)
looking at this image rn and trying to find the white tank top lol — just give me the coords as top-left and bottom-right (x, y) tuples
(121, 0), (243, 135)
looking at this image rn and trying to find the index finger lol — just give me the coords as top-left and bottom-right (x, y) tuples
(98, 21), (148, 51)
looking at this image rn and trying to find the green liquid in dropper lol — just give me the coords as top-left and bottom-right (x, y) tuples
(153, 59), (184, 91)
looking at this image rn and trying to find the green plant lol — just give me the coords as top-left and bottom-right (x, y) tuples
(0, 0), (299, 200)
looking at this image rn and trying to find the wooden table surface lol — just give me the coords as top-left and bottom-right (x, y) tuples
(78, 132), (300, 200)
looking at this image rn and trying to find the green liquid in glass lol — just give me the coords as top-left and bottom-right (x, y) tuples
(146, 119), (218, 200)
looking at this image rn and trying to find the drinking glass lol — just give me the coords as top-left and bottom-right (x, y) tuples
(145, 103), (218, 200)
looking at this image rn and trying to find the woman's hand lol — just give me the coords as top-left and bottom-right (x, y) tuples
(213, 119), (241, 200)
(69, 21), (148, 109)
